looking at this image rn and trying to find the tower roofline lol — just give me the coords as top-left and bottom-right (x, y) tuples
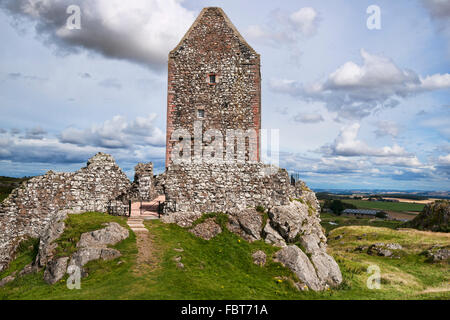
(169, 7), (259, 57)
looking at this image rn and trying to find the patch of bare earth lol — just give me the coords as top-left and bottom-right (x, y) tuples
(133, 231), (159, 275)
(421, 284), (450, 294)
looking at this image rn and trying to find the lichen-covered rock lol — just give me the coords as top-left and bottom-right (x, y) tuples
(275, 245), (325, 291)
(227, 208), (262, 242)
(252, 250), (266, 266)
(310, 251), (343, 287)
(35, 211), (68, 268)
(367, 243), (402, 257)
(69, 248), (122, 269)
(67, 222), (129, 273)
(263, 223), (286, 247)
(77, 222), (129, 249)
(189, 219), (222, 240)
(161, 211), (203, 228)
(44, 257), (69, 285)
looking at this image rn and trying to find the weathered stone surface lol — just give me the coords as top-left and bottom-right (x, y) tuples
(252, 250), (266, 266)
(0, 274), (15, 287)
(189, 219), (222, 240)
(43, 257), (69, 285)
(0, 153), (131, 272)
(422, 245), (450, 262)
(161, 211), (203, 228)
(263, 223), (286, 247)
(35, 211), (68, 268)
(227, 208), (262, 242)
(129, 163), (157, 201)
(163, 163), (294, 214)
(69, 248), (122, 268)
(429, 249), (450, 262)
(310, 252), (343, 287)
(300, 233), (322, 254)
(77, 222), (129, 249)
(68, 222), (128, 272)
(367, 243), (402, 257)
(275, 245), (325, 291)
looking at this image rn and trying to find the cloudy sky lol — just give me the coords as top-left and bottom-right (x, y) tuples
(0, 0), (449, 191)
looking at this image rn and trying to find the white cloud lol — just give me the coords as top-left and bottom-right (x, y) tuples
(270, 49), (450, 120)
(323, 123), (410, 157)
(438, 154), (450, 165)
(294, 113), (324, 124)
(374, 120), (399, 138)
(60, 114), (165, 148)
(0, 0), (195, 70)
(245, 7), (320, 47)
(289, 7), (319, 36)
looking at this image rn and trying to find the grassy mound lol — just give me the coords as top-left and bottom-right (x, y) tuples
(0, 212), (449, 300)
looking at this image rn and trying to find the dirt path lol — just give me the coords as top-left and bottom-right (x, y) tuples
(133, 230), (159, 275)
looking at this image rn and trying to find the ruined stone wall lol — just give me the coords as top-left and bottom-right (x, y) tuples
(0, 153), (131, 272)
(128, 163), (157, 201)
(163, 163), (310, 214)
(166, 7), (261, 166)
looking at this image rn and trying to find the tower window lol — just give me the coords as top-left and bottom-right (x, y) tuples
(197, 109), (205, 118)
(208, 73), (217, 84)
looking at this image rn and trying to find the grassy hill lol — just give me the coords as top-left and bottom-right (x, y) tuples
(0, 176), (30, 202)
(342, 199), (425, 213)
(0, 212), (448, 300)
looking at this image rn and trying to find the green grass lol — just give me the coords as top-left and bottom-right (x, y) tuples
(342, 199), (425, 212)
(0, 212), (448, 300)
(320, 212), (403, 234)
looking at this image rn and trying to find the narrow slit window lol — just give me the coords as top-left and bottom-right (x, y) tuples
(209, 74), (216, 84)
(197, 109), (205, 118)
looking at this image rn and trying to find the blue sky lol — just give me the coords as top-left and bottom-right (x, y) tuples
(0, 0), (449, 191)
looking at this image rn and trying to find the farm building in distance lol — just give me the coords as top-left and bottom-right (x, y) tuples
(342, 209), (380, 217)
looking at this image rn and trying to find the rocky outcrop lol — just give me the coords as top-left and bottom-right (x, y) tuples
(269, 199), (342, 291)
(43, 257), (69, 285)
(189, 219), (222, 240)
(44, 222), (129, 285)
(275, 245), (325, 291)
(0, 153), (131, 273)
(35, 211), (68, 268)
(263, 223), (286, 247)
(407, 200), (449, 232)
(421, 245), (450, 262)
(167, 185), (342, 291)
(227, 208), (262, 242)
(161, 211), (203, 228)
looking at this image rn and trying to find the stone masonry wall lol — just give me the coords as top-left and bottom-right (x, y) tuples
(0, 153), (131, 272)
(166, 7), (261, 166)
(128, 163), (157, 201)
(163, 163), (309, 214)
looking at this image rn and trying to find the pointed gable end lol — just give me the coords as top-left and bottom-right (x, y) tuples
(170, 7), (258, 58)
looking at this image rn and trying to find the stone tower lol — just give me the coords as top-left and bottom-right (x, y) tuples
(166, 7), (261, 167)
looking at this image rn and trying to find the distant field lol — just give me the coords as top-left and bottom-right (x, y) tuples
(0, 176), (30, 202)
(342, 199), (425, 213)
